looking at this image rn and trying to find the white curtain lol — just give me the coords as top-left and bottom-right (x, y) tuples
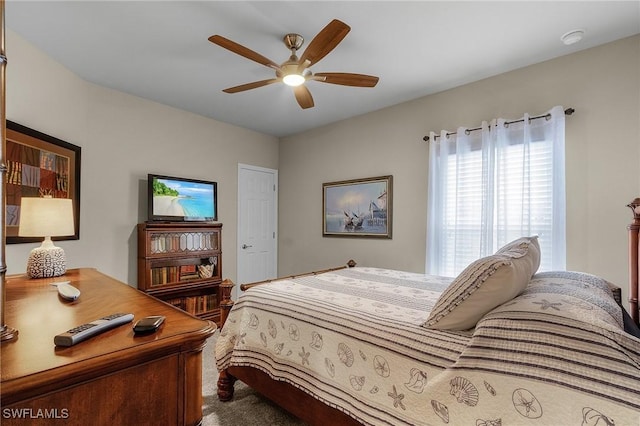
(426, 106), (566, 277)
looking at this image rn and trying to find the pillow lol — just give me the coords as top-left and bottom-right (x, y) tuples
(495, 235), (541, 259)
(424, 236), (540, 330)
(486, 270), (625, 331)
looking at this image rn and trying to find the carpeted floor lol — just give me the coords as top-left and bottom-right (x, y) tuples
(201, 332), (307, 426)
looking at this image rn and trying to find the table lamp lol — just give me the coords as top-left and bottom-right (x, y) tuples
(18, 196), (75, 278)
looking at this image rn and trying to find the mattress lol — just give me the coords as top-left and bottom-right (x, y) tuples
(216, 267), (640, 425)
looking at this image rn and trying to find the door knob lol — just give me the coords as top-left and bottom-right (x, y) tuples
(242, 244), (253, 249)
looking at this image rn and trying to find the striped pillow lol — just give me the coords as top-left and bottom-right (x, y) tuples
(424, 236), (540, 330)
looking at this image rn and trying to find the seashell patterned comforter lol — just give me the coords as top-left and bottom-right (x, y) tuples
(215, 267), (640, 425)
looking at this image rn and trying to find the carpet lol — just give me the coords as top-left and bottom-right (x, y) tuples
(201, 332), (307, 426)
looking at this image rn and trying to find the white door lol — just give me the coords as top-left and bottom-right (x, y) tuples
(237, 164), (278, 299)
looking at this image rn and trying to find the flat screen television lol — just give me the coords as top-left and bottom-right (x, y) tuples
(148, 174), (217, 222)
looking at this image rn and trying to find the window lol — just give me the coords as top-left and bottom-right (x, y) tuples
(427, 106), (566, 277)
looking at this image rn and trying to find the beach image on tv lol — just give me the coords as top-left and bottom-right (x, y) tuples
(152, 177), (215, 219)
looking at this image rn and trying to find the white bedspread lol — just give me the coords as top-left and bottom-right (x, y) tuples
(216, 267), (640, 425)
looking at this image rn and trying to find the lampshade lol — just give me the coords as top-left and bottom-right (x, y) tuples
(19, 196), (75, 279)
(19, 197), (74, 238)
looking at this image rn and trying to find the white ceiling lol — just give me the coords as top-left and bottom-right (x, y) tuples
(5, 1), (640, 138)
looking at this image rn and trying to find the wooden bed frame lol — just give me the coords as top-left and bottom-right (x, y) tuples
(628, 197), (640, 326)
(216, 199), (640, 424)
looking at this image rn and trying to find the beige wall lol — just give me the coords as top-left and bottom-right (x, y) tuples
(6, 29), (640, 308)
(5, 29), (279, 285)
(278, 35), (640, 306)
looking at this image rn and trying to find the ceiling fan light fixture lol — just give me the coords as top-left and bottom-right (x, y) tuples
(283, 73), (306, 87)
(209, 19), (378, 108)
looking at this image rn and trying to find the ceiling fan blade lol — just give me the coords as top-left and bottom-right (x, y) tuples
(293, 85), (314, 109)
(299, 19), (350, 68)
(223, 79), (280, 93)
(313, 72), (379, 87)
(209, 35), (280, 70)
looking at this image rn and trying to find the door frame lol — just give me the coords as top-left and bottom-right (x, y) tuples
(236, 163), (278, 298)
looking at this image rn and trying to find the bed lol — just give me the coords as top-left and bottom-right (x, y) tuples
(215, 202), (640, 425)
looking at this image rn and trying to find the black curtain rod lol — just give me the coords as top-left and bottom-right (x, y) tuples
(422, 107), (574, 142)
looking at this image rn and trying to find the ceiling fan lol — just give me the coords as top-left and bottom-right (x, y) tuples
(208, 19), (379, 109)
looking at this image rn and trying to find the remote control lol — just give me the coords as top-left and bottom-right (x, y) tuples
(54, 282), (81, 301)
(54, 313), (134, 347)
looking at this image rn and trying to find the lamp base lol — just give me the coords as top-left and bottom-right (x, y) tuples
(26, 246), (66, 279)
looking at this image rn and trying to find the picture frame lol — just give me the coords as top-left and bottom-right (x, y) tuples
(323, 175), (392, 238)
(5, 121), (81, 244)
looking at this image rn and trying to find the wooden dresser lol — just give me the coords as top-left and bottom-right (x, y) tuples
(0, 268), (216, 426)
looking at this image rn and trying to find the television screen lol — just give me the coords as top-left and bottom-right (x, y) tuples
(148, 174), (217, 222)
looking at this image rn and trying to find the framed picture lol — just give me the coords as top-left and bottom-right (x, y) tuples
(323, 175), (392, 238)
(5, 121), (81, 244)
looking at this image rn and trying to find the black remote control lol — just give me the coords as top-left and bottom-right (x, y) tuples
(54, 313), (134, 347)
(133, 315), (165, 334)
